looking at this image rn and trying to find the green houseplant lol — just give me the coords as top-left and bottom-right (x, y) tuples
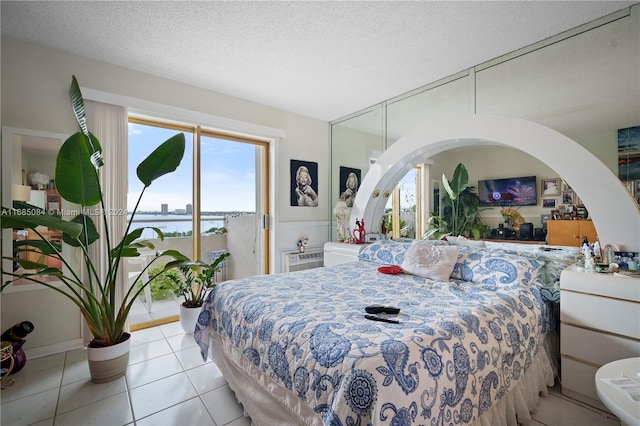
(162, 253), (229, 334)
(424, 163), (487, 240)
(1, 76), (191, 382)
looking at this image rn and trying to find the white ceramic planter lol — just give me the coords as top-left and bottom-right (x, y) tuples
(87, 332), (131, 384)
(180, 304), (201, 335)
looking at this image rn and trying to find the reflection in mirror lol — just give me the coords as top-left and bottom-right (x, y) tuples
(384, 167), (421, 239)
(617, 126), (640, 206)
(1, 127), (70, 291)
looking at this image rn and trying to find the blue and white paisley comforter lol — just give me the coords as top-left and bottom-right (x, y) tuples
(195, 246), (556, 425)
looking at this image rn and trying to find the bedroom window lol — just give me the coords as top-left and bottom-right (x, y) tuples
(127, 118), (270, 329)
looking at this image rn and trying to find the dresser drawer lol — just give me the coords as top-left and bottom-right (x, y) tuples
(561, 357), (607, 411)
(560, 290), (640, 339)
(560, 324), (640, 366)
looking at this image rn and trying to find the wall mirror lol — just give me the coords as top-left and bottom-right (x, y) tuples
(1, 127), (73, 292)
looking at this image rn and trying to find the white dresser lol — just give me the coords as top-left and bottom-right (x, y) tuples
(560, 266), (640, 410)
(323, 242), (363, 266)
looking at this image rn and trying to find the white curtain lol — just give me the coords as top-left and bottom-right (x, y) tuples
(84, 100), (129, 327)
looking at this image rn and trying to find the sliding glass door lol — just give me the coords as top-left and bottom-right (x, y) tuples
(127, 119), (269, 329)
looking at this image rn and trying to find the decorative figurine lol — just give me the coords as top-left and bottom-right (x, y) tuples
(334, 197), (349, 241)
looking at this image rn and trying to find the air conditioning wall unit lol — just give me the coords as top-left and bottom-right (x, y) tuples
(282, 249), (324, 273)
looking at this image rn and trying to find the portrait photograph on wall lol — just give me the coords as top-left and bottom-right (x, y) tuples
(290, 159), (319, 207)
(339, 166), (361, 208)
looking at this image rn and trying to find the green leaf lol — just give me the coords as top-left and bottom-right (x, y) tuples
(62, 214), (99, 247)
(55, 132), (102, 206)
(450, 163), (469, 195)
(110, 227), (161, 258)
(136, 133), (185, 187)
(70, 75), (89, 137)
(442, 174), (455, 201)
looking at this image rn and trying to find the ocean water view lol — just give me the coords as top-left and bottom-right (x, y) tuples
(128, 213), (227, 238)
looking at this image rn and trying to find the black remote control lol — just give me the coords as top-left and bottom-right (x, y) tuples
(365, 305), (400, 315)
(364, 314), (400, 324)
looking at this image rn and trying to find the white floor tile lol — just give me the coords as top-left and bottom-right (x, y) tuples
(175, 345), (210, 371)
(159, 321), (185, 338)
(53, 392), (133, 426)
(136, 396), (216, 426)
(0, 365), (62, 403)
(129, 372), (198, 420)
(60, 359), (91, 386)
(28, 418), (54, 426)
(226, 416), (252, 426)
(22, 353), (65, 373)
(125, 352), (184, 389)
(128, 338), (173, 365)
(57, 377), (127, 414)
(130, 327), (165, 346)
(166, 332), (199, 352)
(64, 347), (87, 365)
(0, 388), (58, 426)
(186, 362), (227, 394)
(201, 384), (245, 426)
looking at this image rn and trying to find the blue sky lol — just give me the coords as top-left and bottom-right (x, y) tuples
(128, 123), (256, 213)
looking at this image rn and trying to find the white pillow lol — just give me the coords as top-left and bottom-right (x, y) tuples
(401, 241), (459, 281)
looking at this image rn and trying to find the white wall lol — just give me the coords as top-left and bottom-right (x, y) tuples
(1, 36), (329, 353)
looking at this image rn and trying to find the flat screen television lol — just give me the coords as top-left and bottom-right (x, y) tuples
(477, 176), (537, 207)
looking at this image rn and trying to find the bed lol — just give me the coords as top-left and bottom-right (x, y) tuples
(195, 239), (578, 425)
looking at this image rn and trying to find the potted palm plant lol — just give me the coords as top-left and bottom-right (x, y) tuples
(163, 252), (229, 334)
(1, 76), (191, 383)
(424, 163), (488, 241)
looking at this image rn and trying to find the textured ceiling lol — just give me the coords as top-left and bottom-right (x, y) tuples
(1, 1), (637, 122)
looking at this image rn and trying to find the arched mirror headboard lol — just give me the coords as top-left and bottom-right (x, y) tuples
(351, 115), (640, 251)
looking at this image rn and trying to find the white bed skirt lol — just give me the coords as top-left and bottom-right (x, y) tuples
(209, 330), (557, 426)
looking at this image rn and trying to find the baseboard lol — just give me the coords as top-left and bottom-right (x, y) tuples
(24, 338), (85, 360)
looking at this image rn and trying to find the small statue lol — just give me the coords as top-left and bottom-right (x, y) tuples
(334, 197), (349, 241)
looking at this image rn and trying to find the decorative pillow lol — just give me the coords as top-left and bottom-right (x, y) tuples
(358, 239), (449, 265)
(401, 241), (459, 281)
(450, 249), (545, 286)
(358, 239), (413, 264)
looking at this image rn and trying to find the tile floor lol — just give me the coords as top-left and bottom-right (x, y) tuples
(1, 322), (622, 426)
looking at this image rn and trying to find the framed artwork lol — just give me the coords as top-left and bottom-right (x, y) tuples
(541, 178), (560, 196)
(562, 191), (574, 204)
(339, 166), (361, 208)
(542, 198), (556, 208)
(562, 180), (573, 191)
(290, 160), (318, 207)
(551, 209), (562, 220)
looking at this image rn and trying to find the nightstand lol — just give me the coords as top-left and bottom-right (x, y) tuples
(560, 266), (640, 411)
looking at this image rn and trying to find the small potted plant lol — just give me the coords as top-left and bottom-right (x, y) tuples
(164, 253), (230, 334)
